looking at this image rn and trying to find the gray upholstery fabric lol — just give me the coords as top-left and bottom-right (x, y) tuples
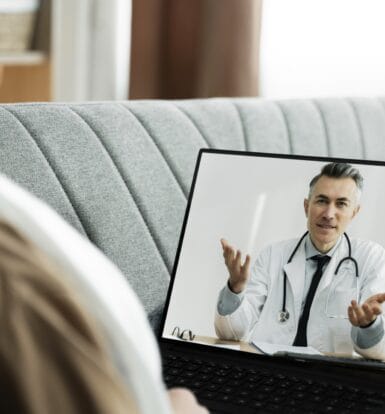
(1, 97), (385, 332)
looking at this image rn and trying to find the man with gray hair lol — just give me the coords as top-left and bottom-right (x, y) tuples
(215, 162), (385, 360)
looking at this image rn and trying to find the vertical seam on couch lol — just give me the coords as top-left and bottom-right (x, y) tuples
(312, 100), (331, 156)
(274, 102), (294, 153)
(119, 104), (186, 200)
(347, 99), (366, 158)
(1, 108), (88, 236)
(232, 102), (249, 151)
(171, 103), (211, 148)
(69, 107), (171, 273)
(120, 104), (188, 198)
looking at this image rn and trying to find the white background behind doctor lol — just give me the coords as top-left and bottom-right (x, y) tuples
(215, 161), (385, 359)
(164, 154), (385, 349)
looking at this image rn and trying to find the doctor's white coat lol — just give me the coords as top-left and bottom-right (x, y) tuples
(215, 236), (385, 360)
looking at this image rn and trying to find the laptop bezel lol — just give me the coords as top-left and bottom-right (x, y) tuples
(158, 148), (385, 375)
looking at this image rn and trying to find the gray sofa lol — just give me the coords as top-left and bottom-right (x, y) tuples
(1, 97), (385, 333)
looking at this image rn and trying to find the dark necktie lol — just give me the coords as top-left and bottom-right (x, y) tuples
(293, 254), (330, 346)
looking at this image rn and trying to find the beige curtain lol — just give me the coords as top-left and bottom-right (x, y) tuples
(129, 0), (262, 99)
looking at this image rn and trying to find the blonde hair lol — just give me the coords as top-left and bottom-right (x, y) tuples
(0, 219), (138, 413)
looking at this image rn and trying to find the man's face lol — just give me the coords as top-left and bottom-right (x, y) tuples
(304, 176), (360, 253)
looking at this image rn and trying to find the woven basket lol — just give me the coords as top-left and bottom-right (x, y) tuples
(0, 11), (37, 52)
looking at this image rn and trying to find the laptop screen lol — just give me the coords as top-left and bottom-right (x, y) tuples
(160, 149), (385, 363)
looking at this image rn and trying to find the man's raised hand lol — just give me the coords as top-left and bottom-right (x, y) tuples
(348, 293), (385, 327)
(220, 238), (251, 294)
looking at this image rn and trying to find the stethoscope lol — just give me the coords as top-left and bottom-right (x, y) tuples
(278, 231), (359, 323)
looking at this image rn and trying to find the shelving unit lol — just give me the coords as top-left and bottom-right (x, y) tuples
(0, 0), (52, 102)
(0, 0), (132, 102)
(0, 51), (47, 66)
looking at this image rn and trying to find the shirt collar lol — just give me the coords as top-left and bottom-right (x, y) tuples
(305, 233), (342, 260)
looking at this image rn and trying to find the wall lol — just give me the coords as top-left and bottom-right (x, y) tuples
(260, 0), (385, 98)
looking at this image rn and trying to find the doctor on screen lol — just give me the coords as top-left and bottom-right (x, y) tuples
(215, 162), (385, 360)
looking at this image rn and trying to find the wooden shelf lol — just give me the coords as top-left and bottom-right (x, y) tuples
(0, 51), (47, 66)
(0, 0), (52, 102)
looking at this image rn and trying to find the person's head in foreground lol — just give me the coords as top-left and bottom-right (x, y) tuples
(304, 162), (363, 253)
(0, 218), (138, 413)
(0, 219), (207, 414)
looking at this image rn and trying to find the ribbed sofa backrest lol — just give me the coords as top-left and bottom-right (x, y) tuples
(1, 97), (385, 331)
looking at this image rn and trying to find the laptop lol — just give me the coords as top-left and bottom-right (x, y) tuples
(158, 149), (385, 414)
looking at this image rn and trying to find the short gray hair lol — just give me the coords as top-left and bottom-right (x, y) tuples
(308, 162), (363, 202)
